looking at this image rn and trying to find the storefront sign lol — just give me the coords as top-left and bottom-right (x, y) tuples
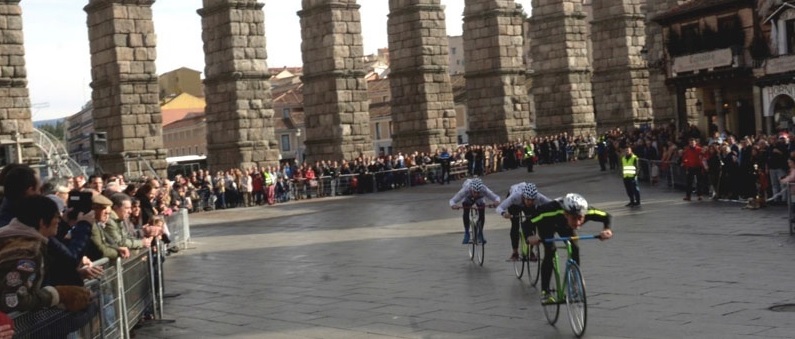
(765, 54), (795, 74)
(672, 48), (734, 74)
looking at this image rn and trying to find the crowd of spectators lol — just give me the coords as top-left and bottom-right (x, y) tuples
(595, 122), (795, 209)
(168, 132), (599, 212)
(0, 164), (178, 338)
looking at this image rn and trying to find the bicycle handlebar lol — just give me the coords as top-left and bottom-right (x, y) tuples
(543, 234), (602, 243)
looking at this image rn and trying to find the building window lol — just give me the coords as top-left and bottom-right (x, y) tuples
(388, 121), (393, 137)
(375, 122), (381, 139)
(681, 24), (700, 53)
(787, 20), (795, 55)
(281, 134), (291, 152)
(282, 108), (290, 119)
(451, 47), (456, 55)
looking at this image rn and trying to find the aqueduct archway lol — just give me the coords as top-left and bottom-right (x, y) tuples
(0, 0), (662, 175)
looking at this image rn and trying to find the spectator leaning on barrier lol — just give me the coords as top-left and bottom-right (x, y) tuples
(86, 193), (131, 262)
(0, 195), (91, 314)
(108, 193), (152, 250)
(44, 194), (101, 287)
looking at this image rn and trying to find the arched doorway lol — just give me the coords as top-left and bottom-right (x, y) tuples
(772, 94), (795, 133)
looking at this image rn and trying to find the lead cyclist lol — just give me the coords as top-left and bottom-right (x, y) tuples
(450, 178), (500, 244)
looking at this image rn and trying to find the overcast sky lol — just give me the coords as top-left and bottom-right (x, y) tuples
(22, 0), (531, 121)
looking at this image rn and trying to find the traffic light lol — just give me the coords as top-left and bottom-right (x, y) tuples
(91, 132), (108, 155)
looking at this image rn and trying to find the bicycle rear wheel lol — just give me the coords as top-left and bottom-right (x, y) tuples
(565, 262), (587, 337)
(514, 239), (526, 278)
(528, 244), (541, 286)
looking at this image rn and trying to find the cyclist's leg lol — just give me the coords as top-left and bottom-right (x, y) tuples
(475, 199), (486, 242)
(462, 203), (472, 232)
(475, 199), (486, 228)
(539, 225), (556, 293)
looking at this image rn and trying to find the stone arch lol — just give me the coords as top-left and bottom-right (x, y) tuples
(298, 0), (374, 163)
(85, 0), (167, 176)
(768, 93), (795, 130)
(0, 0), (37, 165)
(387, 0), (458, 154)
(591, 0), (652, 131)
(197, 0), (280, 172)
(528, 0), (596, 136)
(463, 0), (533, 144)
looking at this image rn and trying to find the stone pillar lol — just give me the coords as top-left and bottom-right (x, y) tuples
(528, 0), (595, 136)
(298, 0), (374, 162)
(0, 0), (35, 165)
(645, 0), (686, 128)
(198, 0), (280, 172)
(463, 0), (532, 144)
(85, 0), (166, 177)
(591, 0), (651, 131)
(387, 0), (457, 153)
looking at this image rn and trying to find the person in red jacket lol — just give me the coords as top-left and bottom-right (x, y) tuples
(681, 138), (704, 201)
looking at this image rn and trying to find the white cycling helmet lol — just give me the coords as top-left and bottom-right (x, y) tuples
(521, 182), (538, 200)
(469, 178), (484, 193)
(562, 193), (588, 216)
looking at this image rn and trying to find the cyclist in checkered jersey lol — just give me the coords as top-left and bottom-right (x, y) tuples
(496, 182), (552, 262)
(449, 178), (500, 244)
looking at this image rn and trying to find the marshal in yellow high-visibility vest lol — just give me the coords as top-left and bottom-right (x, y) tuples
(621, 153), (638, 178)
(621, 146), (640, 207)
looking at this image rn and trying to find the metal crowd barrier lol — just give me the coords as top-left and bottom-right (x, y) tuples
(10, 246), (167, 339)
(788, 182), (795, 236)
(165, 208), (191, 250)
(633, 158), (687, 190)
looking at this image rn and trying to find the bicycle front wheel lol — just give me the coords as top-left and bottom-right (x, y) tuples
(513, 257), (524, 278)
(565, 262), (588, 337)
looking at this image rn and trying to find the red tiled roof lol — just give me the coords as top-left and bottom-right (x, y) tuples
(163, 111), (205, 129)
(162, 108), (202, 126)
(653, 0), (748, 23)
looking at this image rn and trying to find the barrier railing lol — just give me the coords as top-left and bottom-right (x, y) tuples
(787, 182), (794, 236)
(165, 208), (191, 250)
(9, 246), (166, 339)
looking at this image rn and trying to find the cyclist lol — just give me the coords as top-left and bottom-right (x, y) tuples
(496, 182), (551, 261)
(527, 193), (613, 303)
(450, 178), (500, 244)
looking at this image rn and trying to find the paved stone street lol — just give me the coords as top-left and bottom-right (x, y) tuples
(136, 160), (795, 339)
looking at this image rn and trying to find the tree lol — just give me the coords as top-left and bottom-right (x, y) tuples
(39, 120), (65, 141)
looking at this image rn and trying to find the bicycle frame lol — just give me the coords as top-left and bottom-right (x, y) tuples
(543, 235), (599, 337)
(546, 235), (598, 301)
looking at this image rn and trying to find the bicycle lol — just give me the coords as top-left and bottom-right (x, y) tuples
(456, 204), (493, 266)
(540, 234), (601, 338)
(513, 215), (541, 286)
